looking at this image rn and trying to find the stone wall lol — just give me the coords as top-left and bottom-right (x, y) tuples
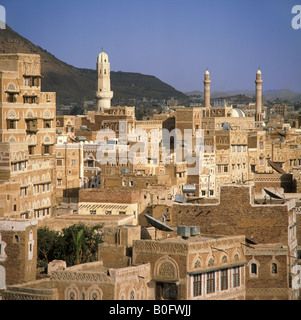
(245, 244), (289, 300)
(132, 234), (246, 300)
(0, 219), (38, 286)
(79, 188), (140, 204)
(253, 173), (293, 193)
(3, 261), (151, 300)
(171, 185), (290, 245)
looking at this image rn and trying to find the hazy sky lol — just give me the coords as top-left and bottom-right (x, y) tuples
(2, 0), (301, 93)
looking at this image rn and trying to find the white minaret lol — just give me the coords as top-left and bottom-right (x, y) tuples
(204, 69), (211, 108)
(96, 51), (113, 111)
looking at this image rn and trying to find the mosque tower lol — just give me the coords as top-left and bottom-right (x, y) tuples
(96, 51), (113, 112)
(255, 69), (263, 122)
(203, 69), (211, 108)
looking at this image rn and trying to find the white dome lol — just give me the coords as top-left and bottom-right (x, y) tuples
(98, 51), (109, 63)
(231, 108), (245, 117)
(256, 69), (261, 74)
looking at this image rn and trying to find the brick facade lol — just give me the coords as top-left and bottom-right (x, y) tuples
(0, 219), (38, 287)
(79, 188), (140, 204)
(171, 185), (289, 245)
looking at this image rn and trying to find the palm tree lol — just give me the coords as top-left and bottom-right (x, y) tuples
(71, 229), (84, 265)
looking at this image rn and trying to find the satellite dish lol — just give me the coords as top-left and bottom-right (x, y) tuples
(144, 214), (174, 232)
(267, 159), (286, 174)
(75, 136), (87, 142)
(263, 188), (283, 200)
(174, 194), (187, 203)
(222, 122), (230, 131)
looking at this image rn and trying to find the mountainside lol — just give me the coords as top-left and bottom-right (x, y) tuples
(186, 89), (301, 102)
(263, 89), (301, 102)
(0, 26), (187, 108)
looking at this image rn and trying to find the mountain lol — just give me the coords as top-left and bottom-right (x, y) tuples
(185, 89), (301, 102)
(262, 89), (301, 102)
(0, 26), (187, 109)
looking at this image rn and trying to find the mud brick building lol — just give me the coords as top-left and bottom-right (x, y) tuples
(132, 233), (247, 300)
(99, 225), (247, 300)
(98, 225), (142, 268)
(171, 184), (293, 244)
(0, 218), (38, 289)
(0, 53), (56, 220)
(170, 184), (300, 299)
(78, 185), (179, 228)
(1, 223), (151, 300)
(78, 188), (141, 225)
(2, 261), (151, 300)
(55, 141), (83, 203)
(245, 243), (289, 300)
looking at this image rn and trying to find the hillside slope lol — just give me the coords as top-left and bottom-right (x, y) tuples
(0, 26), (187, 107)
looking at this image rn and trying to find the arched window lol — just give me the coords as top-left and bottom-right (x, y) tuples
(88, 288), (102, 300)
(68, 289), (76, 300)
(271, 263), (278, 274)
(14, 234), (19, 243)
(7, 83), (16, 91)
(208, 258), (214, 267)
(251, 263), (257, 275)
(28, 230), (34, 260)
(65, 285), (79, 300)
(130, 290), (135, 300)
(7, 110), (17, 119)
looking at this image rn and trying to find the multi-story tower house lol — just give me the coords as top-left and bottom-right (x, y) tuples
(0, 218), (38, 288)
(0, 54), (56, 219)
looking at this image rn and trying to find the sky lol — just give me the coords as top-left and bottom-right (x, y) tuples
(1, 0), (301, 93)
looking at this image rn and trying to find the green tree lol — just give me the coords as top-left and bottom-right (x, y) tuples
(71, 229), (84, 265)
(60, 223), (103, 266)
(37, 223), (103, 267)
(37, 227), (61, 264)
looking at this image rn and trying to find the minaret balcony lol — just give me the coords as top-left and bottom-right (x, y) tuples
(96, 91), (113, 99)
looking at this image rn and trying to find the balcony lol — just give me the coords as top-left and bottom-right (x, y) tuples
(26, 119), (38, 134)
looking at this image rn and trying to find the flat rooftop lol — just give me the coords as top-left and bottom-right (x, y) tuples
(39, 214), (136, 231)
(162, 234), (225, 243)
